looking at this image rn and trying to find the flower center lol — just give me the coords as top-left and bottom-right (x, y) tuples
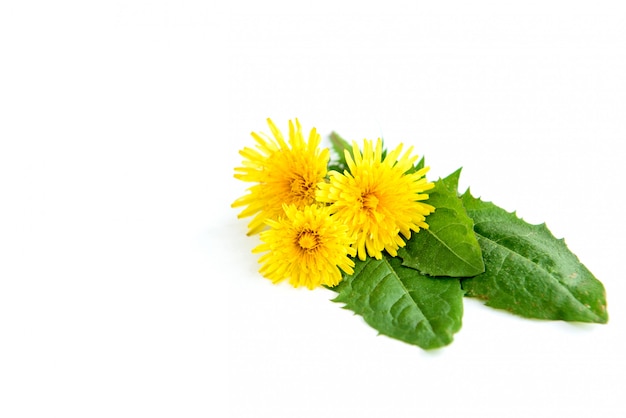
(297, 230), (319, 251)
(290, 174), (315, 201)
(362, 192), (379, 210)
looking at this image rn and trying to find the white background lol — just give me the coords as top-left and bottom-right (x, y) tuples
(1, 1), (625, 417)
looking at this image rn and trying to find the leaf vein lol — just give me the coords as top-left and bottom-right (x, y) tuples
(426, 227), (478, 270)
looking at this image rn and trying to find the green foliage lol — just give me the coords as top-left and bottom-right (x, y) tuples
(399, 169), (484, 277)
(332, 255), (464, 350)
(460, 191), (608, 323)
(414, 155), (425, 171)
(327, 132), (352, 173)
(326, 158), (608, 349)
(407, 155), (425, 174)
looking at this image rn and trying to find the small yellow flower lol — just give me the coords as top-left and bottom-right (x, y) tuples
(317, 138), (435, 261)
(253, 204), (356, 289)
(232, 118), (330, 235)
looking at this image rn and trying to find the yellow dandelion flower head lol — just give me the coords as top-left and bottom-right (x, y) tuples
(231, 118), (330, 235)
(317, 138), (435, 261)
(253, 204), (356, 289)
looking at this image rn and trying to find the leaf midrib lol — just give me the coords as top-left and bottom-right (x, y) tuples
(380, 257), (438, 340)
(425, 226), (481, 272)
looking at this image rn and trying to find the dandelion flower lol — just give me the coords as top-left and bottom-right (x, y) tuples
(232, 118), (330, 235)
(253, 204), (356, 289)
(317, 138), (435, 261)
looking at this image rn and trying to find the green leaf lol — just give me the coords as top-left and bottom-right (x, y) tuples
(407, 155), (425, 174)
(332, 255), (464, 349)
(398, 169), (485, 277)
(460, 191), (608, 323)
(327, 132), (353, 173)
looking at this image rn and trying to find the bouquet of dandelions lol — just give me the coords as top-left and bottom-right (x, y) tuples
(231, 118), (608, 350)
